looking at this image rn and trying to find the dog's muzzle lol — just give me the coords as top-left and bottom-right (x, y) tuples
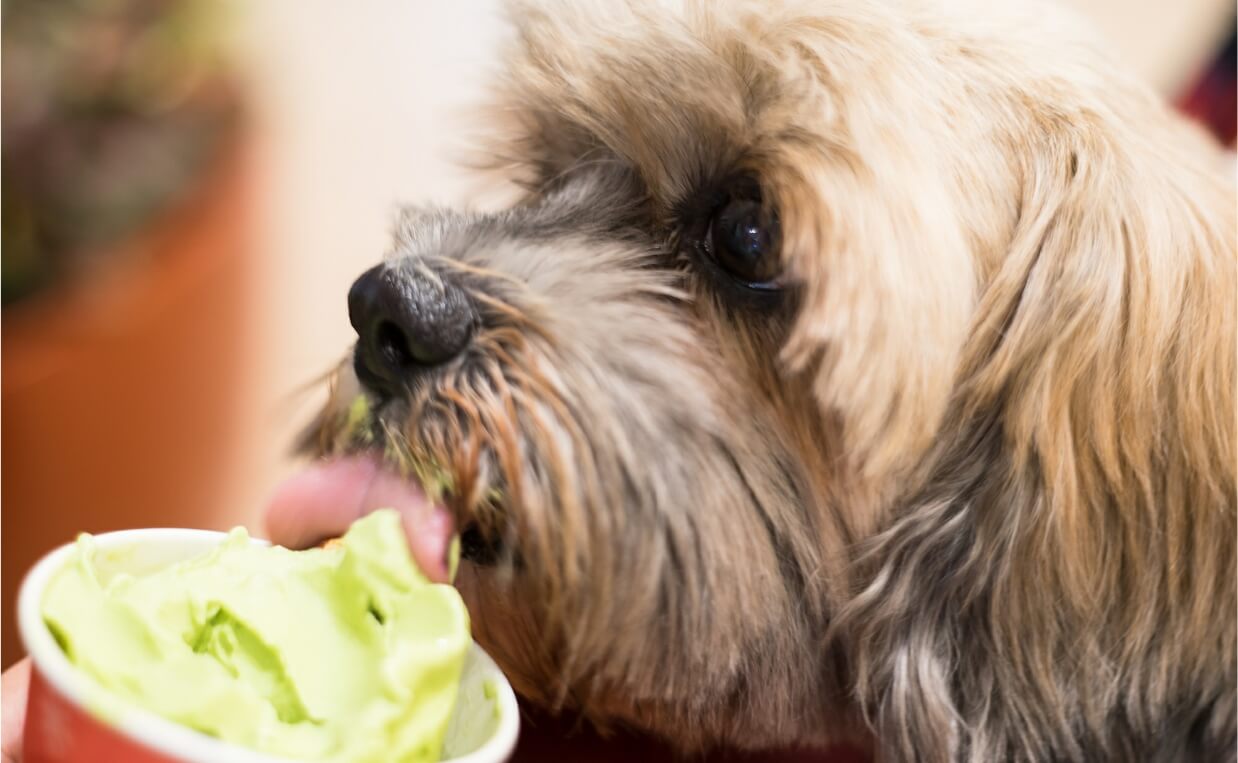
(345, 260), (506, 565)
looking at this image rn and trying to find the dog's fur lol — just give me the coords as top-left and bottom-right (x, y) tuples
(306, 1), (1237, 759)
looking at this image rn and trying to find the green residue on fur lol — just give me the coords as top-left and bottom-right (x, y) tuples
(341, 394), (373, 445)
(411, 460), (456, 504)
(384, 441), (454, 504)
(447, 535), (461, 583)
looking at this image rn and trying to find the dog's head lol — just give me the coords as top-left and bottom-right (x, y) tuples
(303, 0), (1235, 756)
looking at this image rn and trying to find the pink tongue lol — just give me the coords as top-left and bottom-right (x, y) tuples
(264, 456), (453, 584)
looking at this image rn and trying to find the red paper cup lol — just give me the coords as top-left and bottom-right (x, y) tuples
(18, 528), (519, 763)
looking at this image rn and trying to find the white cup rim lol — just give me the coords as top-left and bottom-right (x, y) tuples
(18, 527), (520, 763)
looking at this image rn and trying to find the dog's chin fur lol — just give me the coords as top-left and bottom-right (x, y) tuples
(303, 1), (1236, 760)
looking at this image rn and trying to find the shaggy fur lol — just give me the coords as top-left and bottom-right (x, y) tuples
(305, 1), (1237, 760)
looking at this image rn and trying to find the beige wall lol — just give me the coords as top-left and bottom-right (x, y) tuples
(1063, 0), (1233, 94)
(223, 1), (506, 528)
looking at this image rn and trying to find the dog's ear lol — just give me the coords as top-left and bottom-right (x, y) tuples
(764, 102), (979, 486)
(962, 110), (1236, 608)
(837, 97), (1236, 760)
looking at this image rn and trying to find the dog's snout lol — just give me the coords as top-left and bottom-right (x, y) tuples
(348, 263), (475, 394)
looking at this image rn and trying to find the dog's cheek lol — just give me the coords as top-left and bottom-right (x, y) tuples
(453, 568), (563, 703)
(455, 427), (849, 751)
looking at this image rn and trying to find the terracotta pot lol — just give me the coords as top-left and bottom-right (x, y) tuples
(1, 128), (256, 669)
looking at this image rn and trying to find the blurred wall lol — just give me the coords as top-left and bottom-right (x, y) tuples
(1066, 0), (1234, 94)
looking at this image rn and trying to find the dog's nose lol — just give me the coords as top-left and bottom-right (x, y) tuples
(348, 263), (475, 395)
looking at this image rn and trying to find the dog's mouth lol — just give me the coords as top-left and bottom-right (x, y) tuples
(264, 454), (508, 578)
(457, 522), (505, 566)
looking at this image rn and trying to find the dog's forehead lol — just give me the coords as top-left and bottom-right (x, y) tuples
(494, 0), (838, 212)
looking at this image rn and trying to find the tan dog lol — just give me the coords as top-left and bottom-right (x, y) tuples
(302, 1), (1237, 759)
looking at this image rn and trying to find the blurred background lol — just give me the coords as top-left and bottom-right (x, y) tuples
(2, 0), (1234, 671)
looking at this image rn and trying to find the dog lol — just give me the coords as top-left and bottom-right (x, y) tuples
(297, 1), (1237, 759)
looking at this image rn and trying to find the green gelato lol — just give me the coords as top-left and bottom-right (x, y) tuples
(41, 510), (470, 763)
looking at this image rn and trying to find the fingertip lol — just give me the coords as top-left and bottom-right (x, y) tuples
(2, 658), (32, 763)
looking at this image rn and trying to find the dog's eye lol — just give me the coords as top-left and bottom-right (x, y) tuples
(705, 198), (782, 289)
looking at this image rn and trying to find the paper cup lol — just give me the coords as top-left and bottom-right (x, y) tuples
(18, 528), (520, 763)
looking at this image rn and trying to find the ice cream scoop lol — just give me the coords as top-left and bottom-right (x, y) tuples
(40, 510), (470, 763)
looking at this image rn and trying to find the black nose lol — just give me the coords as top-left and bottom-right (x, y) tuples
(348, 263), (475, 395)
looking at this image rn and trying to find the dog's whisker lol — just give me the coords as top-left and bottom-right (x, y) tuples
(432, 257), (528, 287)
(282, 359), (350, 411)
(469, 290), (533, 324)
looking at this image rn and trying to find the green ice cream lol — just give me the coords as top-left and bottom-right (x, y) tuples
(41, 510), (470, 763)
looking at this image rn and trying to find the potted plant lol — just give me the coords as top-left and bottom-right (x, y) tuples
(2, 0), (256, 668)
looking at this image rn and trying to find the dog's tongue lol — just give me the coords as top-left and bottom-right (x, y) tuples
(265, 457), (453, 584)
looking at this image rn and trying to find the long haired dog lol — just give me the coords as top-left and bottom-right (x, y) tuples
(304, 0), (1237, 759)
